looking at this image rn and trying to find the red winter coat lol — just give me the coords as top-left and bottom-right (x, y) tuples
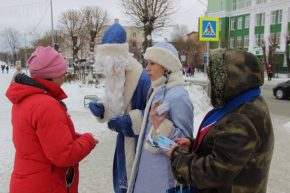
(6, 78), (96, 193)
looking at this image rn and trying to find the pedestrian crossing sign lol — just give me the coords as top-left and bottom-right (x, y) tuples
(199, 17), (219, 41)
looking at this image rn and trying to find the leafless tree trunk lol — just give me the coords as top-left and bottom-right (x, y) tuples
(81, 6), (109, 52)
(2, 28), (20, 65)
(59, 9), (85, 74)
(121, 0), (176, 54)
(286, 31), (290, 78)
(261, 36), (278, 75)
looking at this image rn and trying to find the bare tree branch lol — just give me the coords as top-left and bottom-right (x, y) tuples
(2, 28), (20, 65)
(121, 0), (177, 53)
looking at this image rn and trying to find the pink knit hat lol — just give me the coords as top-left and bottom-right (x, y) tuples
(28, 46), (68, 79)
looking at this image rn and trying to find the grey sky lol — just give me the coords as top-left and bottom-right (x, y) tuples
(0, 0), (207, 51)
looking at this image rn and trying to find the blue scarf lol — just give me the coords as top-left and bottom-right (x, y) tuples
(192, 87), (261, 152)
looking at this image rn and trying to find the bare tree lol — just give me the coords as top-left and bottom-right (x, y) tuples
(2, 28), (20, 65)
(285, 31), (290, 78)
(81, 6), (109, 52)
(59, 9), (85, 68)
(121, 0), (176, 52)
(31, 30), (64, 51)
(170, 24), (188, 42)
(170, 25), (188, 60)
(261, 35), (278, 75)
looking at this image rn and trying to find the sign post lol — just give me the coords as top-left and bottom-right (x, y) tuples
(199, 17), (220, 73)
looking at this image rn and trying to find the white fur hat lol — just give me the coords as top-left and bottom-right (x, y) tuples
(144, 42), (182, 72)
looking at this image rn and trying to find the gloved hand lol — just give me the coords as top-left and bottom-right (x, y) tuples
(89, 102), (104, 118)
(107, 115), (134, 136)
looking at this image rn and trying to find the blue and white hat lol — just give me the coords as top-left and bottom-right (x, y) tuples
(96, 23), (129, 56)
(144, 42), (182, 72)
(95, 22), (133, 74)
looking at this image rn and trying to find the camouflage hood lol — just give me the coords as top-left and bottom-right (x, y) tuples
(208, 49), (264, 108)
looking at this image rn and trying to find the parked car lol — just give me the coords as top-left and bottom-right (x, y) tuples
(273, 80), (290, 99)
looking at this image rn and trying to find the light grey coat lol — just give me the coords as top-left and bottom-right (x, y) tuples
(127, 71), (194, 193)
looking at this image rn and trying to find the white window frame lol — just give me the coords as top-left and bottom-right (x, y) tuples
(277, 10), (282, 24)
(237, 36), (243, 48)
(231, 18), (236, 30)
(232, 0), (237, 10)
(271, 11), (276, 24)
(261, 13), (265, 26)
(230, 37), (235, 48)
(255, 14), (260, 26)
(244, 35), (249, 48)
(245, 15), (250, 28)
(255, 34), (260, 47)
(237, 17), (243, 29)
(276, 32), (281, 45)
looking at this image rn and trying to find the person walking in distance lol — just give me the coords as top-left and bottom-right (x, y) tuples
(266, 64), (273, 81)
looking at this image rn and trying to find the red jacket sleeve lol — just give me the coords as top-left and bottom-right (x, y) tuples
(32, 99), (96, 167)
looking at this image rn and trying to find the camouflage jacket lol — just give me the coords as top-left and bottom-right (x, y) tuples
(170, 49), (274, 193)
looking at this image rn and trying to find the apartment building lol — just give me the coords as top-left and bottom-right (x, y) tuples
(207, 0), (290, 72)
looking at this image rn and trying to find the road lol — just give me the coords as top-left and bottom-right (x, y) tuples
(261, 85), (290, 193)
(261, 84), (290, 117)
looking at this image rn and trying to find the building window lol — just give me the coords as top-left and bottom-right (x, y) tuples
(277, 10), (282, 24)
(276, 32), (281, 45)
(237, 36), (243, 48)
(232, 0), (237, 10)
(132, 32), (137, 38)
(271, 32), (280, 46)
(255, 13), (265, 26)
(245, 15), (250, 28)
(255, 34), (264, 47)
(230, 37), (235, 48)
(271, 10), (277, 24)
(231, 18), (236, 30)
(237, 17), (243, 29)
(237, 0), (243, 9)
(256, 0), (267, 4)
(244, 35), (249, 48)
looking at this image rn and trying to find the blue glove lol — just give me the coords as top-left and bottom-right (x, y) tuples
(89, 102), (104, 118)
(107, 115), (135, 137)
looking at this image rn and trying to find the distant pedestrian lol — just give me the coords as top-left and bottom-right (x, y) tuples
(1, 65), (5, 73)
(266, 65), (273, 81)
(6, 65), (9, 74)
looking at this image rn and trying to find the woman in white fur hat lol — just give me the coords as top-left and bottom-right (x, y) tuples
(127, 42), (194, 193)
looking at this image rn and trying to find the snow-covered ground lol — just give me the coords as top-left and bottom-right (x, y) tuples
(0, 67), (289, 193)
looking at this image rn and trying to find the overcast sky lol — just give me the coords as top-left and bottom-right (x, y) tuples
(0, 0), (207, 51)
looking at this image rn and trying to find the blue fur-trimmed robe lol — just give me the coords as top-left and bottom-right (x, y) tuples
(97, 60), (151, 193)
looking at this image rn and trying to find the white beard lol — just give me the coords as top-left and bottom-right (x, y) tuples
(105, 69), (126, 119)
(95, 52), (134, 119)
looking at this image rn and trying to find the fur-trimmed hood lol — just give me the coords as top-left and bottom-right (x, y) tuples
(208, 49), (264, 108)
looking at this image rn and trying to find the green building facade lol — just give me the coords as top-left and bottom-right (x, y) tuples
(207, 0), (290, 73)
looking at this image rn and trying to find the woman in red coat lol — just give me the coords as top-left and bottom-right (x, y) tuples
(6, 46), (97, 193)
